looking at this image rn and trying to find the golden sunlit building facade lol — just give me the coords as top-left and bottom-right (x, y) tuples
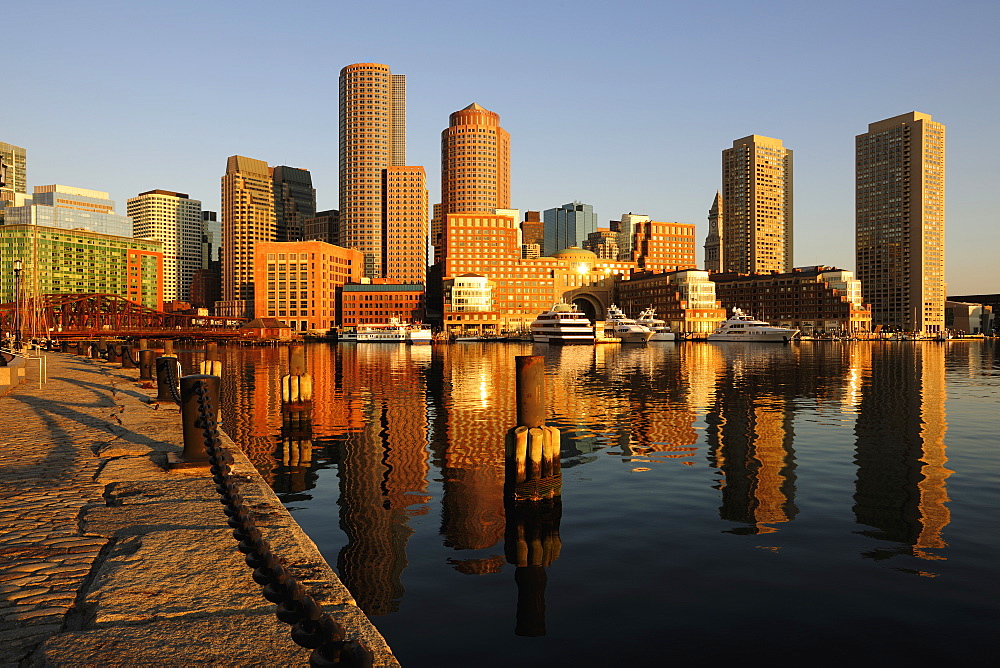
(382, 166), (428, 284)
(220, 155), (274, 318)
(440, 212), (634, 333)
(721, 135), (793, 273)
(339, 63), (407, 280)
(252, 240), (363, 332)
(440, 103), (510, 216)
(856, 112), (945, 333)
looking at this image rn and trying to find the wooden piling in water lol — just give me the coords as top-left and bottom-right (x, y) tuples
(506, 356), (561, 503)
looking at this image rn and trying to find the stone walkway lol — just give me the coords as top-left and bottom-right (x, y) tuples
(0, 352), (397, 667)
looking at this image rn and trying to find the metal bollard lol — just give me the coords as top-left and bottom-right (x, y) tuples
(138, 338), (149, 351)
(515, 355), (546, 429)
(163, 339), (175, 356)
(91, 343), (102, 359)
(107, 344), (121, 364)
(289, 344), (306, 376)
(60, 341), (70, 353)
(121, 345), (137, 369)
(139, 349), (156, 380)
(171, 374), (220, 467)
(154, 356), (181, 403)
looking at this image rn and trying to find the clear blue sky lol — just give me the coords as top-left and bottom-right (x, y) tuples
(6, 0), (998, 294)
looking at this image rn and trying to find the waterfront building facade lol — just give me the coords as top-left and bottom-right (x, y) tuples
(382, 166), (428, 285)
(272, 166), (316, 243)
(219, 155), (275, 319)
(720, 135), (793, 273)
(303, 209), (340, 244)
(253, 240), (363, 332)
(704, 191), (723, 273)
(616, 270), (728, 334)
(339, 281), (425, 326)
(440, 103), (510, 216)
(4, 185), (132, 237)
(126, 190), (203, 303)
(710, 266), (872, 335)
(544, 202), (598, 255)
(856, 112), (945, 333)
(0, 223), (163, 310)
(339, 63), (406, 279)
(438, 212), (635, 333)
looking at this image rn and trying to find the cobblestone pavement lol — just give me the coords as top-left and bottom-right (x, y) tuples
(0, 355), (117, 666)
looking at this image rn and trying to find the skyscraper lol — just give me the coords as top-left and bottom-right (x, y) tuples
(127, 190), (203, 303)
(720, 135), (793, 273)
(543, 202), (598, 255)
(382, 166), (428, 284)
(5, 185), (132, 237)
(440, 103), (510, 215)
(220, 155), (274, 318)
(272, 166), (316, 243)
(339, 63), (406, 279)
(856, 112), (945, 333)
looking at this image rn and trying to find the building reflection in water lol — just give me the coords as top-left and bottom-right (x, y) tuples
(853, 344), (951, 561)
(704, 345), (799, 534)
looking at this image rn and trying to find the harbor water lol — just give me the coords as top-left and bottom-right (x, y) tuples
(209, 341), (998, 666)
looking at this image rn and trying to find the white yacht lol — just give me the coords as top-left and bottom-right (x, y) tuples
(530, 303), (595, 344)
(708, 309), (799, 343)
(407, 326), (432, 345)
(636, 308), (677, 342)
(598, 304), (653, 344)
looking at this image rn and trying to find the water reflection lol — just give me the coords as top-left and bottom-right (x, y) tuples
(853, 343), (951, 562)
(215, 340), (981, 623)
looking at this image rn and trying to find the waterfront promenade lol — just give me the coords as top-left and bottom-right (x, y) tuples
(0, 352), (398, 666)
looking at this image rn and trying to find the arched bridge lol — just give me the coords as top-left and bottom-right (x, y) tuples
(0, 294), (245, 340)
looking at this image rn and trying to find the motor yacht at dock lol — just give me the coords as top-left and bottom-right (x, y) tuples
(530, 303), (595, 344)
(708, 308), (799, 343)
(636, 308), (677, 342)
(596, 304), (653, 344)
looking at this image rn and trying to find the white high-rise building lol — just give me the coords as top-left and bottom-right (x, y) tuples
(127, 190), (203, 303)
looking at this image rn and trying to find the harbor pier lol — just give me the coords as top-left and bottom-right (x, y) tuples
(0, 351), (398, 666)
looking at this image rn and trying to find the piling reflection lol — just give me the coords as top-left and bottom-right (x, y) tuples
(853, 344), (951, 561)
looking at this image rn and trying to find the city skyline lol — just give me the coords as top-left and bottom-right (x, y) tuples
(5, 1), (998, 294)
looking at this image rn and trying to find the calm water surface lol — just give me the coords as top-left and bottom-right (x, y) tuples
(212, 341), (999, 666)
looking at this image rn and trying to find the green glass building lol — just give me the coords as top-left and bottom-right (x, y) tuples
(1, 224), (163, 310)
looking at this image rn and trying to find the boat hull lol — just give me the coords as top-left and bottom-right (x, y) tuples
(708, 332), (796, 342)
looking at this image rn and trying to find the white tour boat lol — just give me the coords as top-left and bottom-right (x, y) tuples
(636, 308), (677, 342)
(530, 303), (595, 344)
(355, 317), (431, 344)
(708, 308), (799, 343)
(597, 304), (653, 344)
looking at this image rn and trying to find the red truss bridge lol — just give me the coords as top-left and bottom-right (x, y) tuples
(0, 294), (246, 340)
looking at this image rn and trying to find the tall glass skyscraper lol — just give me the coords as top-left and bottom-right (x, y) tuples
(543, 202), (598, 256)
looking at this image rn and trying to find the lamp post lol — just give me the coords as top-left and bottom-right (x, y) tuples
(12, 259), (22, 351)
